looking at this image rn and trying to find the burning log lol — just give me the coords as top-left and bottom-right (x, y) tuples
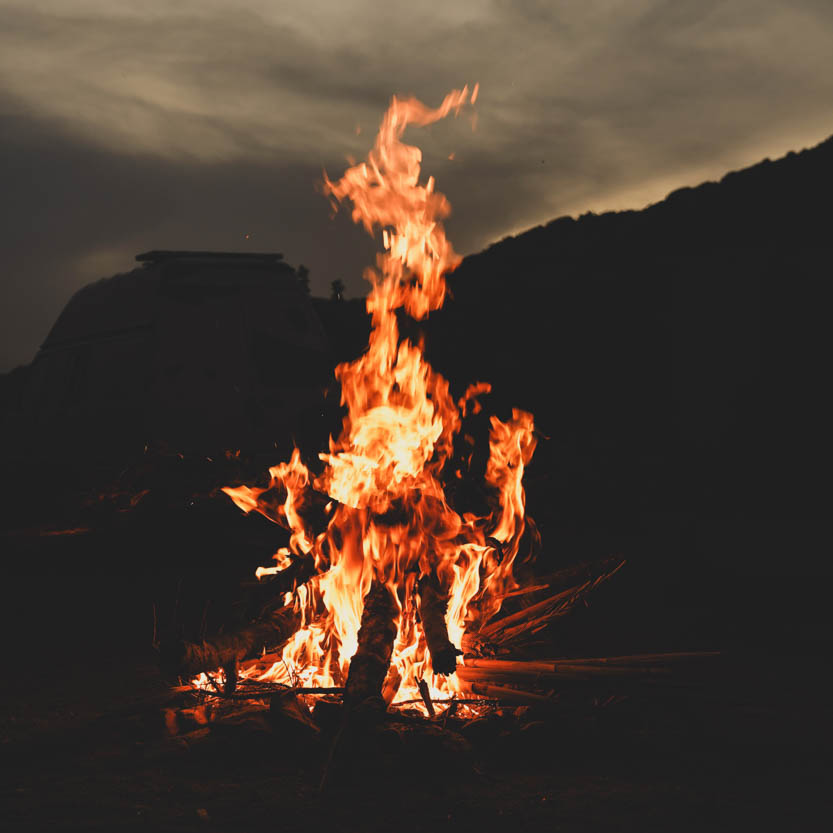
(343, 580), (398, 712)
(318, 581), (397, 793)
(418, 573), (461, 675)
(417, 678), (436, 717)
(175, 90), (549, 722)
(161, 601), (301, 680)
(381, 664), (402, 707)
(222, 659), (238, 695)
(239, 553), (317, 613)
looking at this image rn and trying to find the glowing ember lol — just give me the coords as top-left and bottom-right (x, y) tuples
(211, 85), (536, 708)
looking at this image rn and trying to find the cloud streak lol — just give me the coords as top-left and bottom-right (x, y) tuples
(2, 0), (833, 369)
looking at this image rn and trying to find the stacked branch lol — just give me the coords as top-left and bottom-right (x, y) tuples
(463, 557), (626, 655)
(238, 554), (317, 618)
(159, 569), (326, 682)
(457, 650), (722, 702)
(164, 554), (722, 717)
(163, 556), (624, 687)
(160, 602), (302, 681)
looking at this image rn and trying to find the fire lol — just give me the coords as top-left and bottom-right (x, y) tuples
(214, 85), (536, 708)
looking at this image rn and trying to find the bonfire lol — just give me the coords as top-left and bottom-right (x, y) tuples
(161, 89), (709, 758)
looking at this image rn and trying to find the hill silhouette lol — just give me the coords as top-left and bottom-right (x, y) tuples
(1, 136), (830, 585)
(410, 135), (832, 580)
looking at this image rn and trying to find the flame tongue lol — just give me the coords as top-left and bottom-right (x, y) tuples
(325, 86), (473, 322)
(220, 85), (536, 705)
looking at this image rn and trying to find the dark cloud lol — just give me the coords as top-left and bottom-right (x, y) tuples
(2, 0), (833, 369)
(0, 105), (380, 369)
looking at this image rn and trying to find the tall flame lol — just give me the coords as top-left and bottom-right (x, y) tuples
(219, 85), (536, 705)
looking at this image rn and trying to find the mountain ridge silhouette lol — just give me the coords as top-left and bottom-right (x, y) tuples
(413, 131), (832, 577)
(465, 133), (833, 269)
(1, 133), (830, 577)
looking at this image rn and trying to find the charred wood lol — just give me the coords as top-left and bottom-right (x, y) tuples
(519, 556), (626, 599)
(238, 553), (317, 614)
(319, 581), (398, 795)
(161, 602), (301, 679)
(222, 658), (238, 695)
(417, 678), (435, 717)
(464, 558), (626, 654)
(418, 574), (461, 675)
(343, 580), (398, 712)
(381, 664), (402, 707)
(479, 560), (626, 639)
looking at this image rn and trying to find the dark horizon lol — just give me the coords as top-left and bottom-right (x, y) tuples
(3, 127), (833, 375)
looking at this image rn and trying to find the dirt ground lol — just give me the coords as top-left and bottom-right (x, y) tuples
(2, 526), (831, 832)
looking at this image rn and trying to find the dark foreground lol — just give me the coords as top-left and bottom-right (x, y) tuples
(2, 522), (831, 833)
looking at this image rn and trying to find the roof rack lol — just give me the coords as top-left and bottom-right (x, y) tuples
(136, 250), (284, 264)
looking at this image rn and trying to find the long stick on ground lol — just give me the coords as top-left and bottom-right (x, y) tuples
(457, 680), (556, 706)
(460, 658), (671, 676)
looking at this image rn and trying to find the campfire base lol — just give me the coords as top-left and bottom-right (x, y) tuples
(159, 649), (722, 794)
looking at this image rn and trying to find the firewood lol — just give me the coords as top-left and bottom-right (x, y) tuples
(417, 678), (435, 717)
(459, 657), (672, 677)
(479, 560), (625, 640)
(458, 680), (556, 706)
(343, 580), (398, 711)
(467, 558), (626, 652)
(523, 556), (626, 597)
(391, 698), (497, 707)
(497, 583), (551, 600)
(161, 602), (302, 679)
(492, 607), (573, 645)
(161, 569), (330, 680)
(537, 651), (722, 667)
(222, 658), (238, 694)
(239, 553), (317, 614)
(381, 664), (402, 706)
(455, 666), (669, 689)
(455, 652), (721, 694)
(319, 582), (399, 791)
(418, 573), (461, 675)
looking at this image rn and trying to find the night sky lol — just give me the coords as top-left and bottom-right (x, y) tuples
(2, 0), (833, 371)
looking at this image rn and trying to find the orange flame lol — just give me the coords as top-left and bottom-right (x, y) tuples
(216, 85), (536, 707)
